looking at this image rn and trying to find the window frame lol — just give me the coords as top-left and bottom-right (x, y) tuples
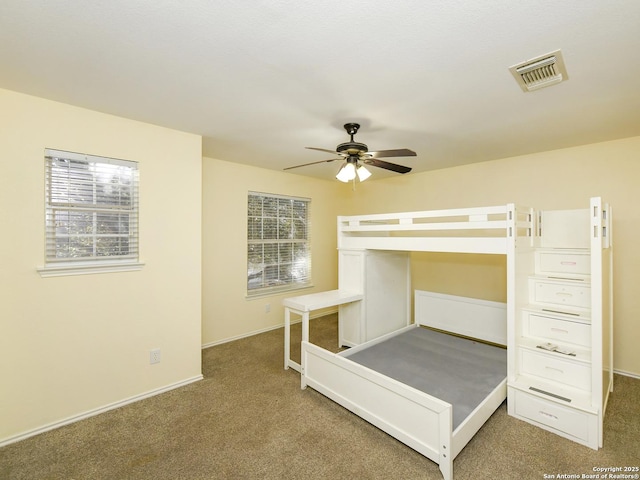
(37, 149), (144, 277)
(247, 191), (311, 297)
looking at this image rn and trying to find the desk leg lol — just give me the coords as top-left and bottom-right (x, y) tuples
(301, 312), (309, 374)
(284, 307), (290, 370)
(301, 312), (310, 343)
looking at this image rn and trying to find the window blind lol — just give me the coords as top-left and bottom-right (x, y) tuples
(44, 149), (139, 264)
(247, 192), (311, 295)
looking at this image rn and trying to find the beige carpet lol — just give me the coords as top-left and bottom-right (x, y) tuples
(1, 314), (638, 479)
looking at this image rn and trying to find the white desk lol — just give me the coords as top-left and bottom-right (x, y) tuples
(283, 290), (363, 372)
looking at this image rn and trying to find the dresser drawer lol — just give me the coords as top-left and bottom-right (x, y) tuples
(524, 312), (591, 347)
(520, 349), (591, 390)
(531, 279), (590, 309)
(513, 389), (591, 442)
(537, 251), (590, 276)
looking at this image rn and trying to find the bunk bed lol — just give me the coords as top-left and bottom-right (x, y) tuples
(285, 199), (612, 478)
(290, 204), (534, 480)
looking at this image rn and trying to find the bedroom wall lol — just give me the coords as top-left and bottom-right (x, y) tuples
(201, 157), (345, 347)
(343, 135), (640, 377)
(0, 89), (203, 445)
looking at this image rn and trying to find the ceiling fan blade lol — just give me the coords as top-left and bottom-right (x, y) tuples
(368, 148), (416, 158)
(363, 158), (412, 174)
(305, 146), (341, 155)
(284, 158), (340, 171)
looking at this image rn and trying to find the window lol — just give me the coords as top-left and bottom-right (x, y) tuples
(247, 192), (311, 295)
(39, 149), (142, 277)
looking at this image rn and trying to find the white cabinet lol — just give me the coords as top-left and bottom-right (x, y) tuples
(507, 197), (613, 450)
(338, 249), (410, 347)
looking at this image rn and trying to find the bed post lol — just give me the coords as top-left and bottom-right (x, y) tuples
(506, 203), (516, 388)
(438, 408), (453, 480)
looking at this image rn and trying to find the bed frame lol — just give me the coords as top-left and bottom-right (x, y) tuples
(302, 292), (507, 480)
(299, 204), (535, 480)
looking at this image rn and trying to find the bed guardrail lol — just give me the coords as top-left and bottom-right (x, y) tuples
(337, 204), (535, 254)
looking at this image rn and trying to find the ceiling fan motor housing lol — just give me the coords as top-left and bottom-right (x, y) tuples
(336, 141), (368, 156)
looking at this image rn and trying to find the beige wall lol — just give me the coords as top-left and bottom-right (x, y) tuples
(0, 89), (203, 444)
(343, 136), (640, 376)
(201, 157), (345, 346)
(3, 85), (637, 446)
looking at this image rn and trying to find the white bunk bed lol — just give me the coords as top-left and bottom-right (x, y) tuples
(296, 204), (535, 480)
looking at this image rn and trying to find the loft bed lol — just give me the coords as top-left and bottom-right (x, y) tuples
(296, 204), (535, 480)
(336, 204), (532, 254)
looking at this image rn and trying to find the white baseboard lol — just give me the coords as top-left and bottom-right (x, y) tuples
(202, 324), (282, 349)
(0, 375), (203, 448)
(614, 368), (640, 380)
(201, 308), (338, 350)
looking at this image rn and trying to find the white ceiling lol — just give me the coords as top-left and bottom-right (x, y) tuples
(2, 1), (639, 180)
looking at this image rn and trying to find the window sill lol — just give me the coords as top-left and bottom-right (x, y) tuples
(37, 261), (145, 278)
(246, 284), (314, 300)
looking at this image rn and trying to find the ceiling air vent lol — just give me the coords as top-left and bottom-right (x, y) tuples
(509, 49), (568, 92)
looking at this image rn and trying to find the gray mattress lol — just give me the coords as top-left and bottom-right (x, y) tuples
(345, 327), (507, 430)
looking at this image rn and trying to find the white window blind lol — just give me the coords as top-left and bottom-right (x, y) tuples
(44, 149), (139, 266)
(247, 192), (311, 295)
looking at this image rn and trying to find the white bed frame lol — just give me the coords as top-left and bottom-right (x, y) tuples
(302, 292), (507, 480)
(299, 204), (534, 480)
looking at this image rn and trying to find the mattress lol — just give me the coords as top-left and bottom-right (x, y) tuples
(344, 326), (507, 430)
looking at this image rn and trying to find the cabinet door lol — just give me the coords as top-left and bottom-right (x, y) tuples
(338, 249), (410, 345)
(364, 251), (410, 340)
(338, 250), (365, 346)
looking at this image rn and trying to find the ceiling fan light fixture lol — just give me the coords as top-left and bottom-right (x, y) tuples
(357, 165), (371, 182)
(336, 162), (356, 182)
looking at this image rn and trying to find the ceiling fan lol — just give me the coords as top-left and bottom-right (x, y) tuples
(284, 123), (417, 182)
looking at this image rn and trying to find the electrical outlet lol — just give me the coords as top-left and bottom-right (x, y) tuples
(265, 303), (271, 313)
(150, 348), (161, 365)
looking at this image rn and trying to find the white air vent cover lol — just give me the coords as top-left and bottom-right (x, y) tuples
(509, 49), (568, 92)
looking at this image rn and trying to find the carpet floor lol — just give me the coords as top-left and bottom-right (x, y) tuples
(1, 314), (638, 479)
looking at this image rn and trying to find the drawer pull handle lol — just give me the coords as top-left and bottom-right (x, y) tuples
(547, 276), (584, 281)
(539, 411), (558, 420)
(550, 328), (569, 334)
(555, 292), (573, 297)
(560, 261), (577, 266)
(545, 366), (564, 374)
(542, 308), (580, 317)
(529, 386), (572, 402)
